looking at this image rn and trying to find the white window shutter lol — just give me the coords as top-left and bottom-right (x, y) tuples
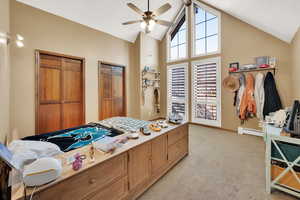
(192, 57), (221, 127)
(167, 63), (189, 121)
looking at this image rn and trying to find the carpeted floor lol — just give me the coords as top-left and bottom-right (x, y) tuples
(138, 124), (297, 200)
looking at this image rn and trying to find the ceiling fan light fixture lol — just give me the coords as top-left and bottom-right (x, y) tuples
(141, 19), (155, 33)
(140, 21), (147, 29)
(149, 19), (156, 28)
(145, 25), (151, 34)
(124, 0), (172, 34)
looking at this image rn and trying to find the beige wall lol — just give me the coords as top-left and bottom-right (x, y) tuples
(291, 28), (300, 100)
(8, 0), (296, 137)
(139, 32), (161, 120)
(128, 32), (161, 120)
(160, 2), (293, 131)
(128, 34), (141, 119)
(0, 0), (10, 143)
(221, 13), (292, 131)
(10, 0), (139, 138)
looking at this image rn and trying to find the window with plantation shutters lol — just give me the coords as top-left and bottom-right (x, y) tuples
(192, 57), (221, 126)
(167, 63), (188, 121)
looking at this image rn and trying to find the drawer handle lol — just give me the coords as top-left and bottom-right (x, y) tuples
(89, 178), (96, 184)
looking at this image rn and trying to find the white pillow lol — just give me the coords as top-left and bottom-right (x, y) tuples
(8, 140), (63, 170)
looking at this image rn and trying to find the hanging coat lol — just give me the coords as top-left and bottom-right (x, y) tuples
(236, 74), (245, 115)
(254, 73), (265, 120)
(263, 72), (282, 118)
(239, 73), (256, 120)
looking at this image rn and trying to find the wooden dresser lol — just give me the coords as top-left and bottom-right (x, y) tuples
(12, 123), (189, 200)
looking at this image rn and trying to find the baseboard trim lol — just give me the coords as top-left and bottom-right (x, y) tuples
(188, 122), (237, 133)
(237, 127), (264, 137)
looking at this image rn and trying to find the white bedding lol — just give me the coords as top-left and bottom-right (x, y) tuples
(8, 140), (63, 170)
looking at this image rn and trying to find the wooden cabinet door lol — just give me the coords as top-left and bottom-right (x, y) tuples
(151, 135), (168, 175)
(168, 125), (189, 163)
(168, 136), (188, 163)
(128, 142), (151, 190)
(85, 177), (128, 200)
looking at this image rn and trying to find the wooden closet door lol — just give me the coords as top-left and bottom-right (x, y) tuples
(37, 51), (85, 134)
(38, 54), (62, 133)
(62, 58), (84, 129)
(99, 65), (113, 120)
(99, 64), (125, 120)
(112, 66), (125, 117)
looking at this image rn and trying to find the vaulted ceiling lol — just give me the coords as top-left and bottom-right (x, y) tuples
(17, 0), (300, 43)
(201, 0), (300, 43)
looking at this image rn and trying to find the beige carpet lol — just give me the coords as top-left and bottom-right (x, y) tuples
(138, 125), (297, 200)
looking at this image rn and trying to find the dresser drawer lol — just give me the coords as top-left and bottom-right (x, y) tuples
(168, 136), (188, 163)
(34, 153), (127, 200)
(168, 125), (188, 146)
(85, 176), (128, 200)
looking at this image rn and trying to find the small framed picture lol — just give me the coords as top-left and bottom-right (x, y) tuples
(229, 62), (239, 69)
(269, 57), (276, 68)
(255, 56), (269, 66)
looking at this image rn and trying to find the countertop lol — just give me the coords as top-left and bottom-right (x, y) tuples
(12, 120), (188, 200)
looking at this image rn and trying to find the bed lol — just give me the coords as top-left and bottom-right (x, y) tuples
(22, 123), (124, 152)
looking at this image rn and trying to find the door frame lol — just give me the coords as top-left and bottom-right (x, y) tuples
(98, 61), (127, 120)
(35, 50), (86, 134)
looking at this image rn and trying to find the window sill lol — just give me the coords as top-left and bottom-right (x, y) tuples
(191, 120), (221, 128)
(167, 57), (189, 64)
(191, 50), (221, 59)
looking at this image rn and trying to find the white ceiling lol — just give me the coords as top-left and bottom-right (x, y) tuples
(16, 0), (183, 43)
(201, 0), (300, 43)
(17, 0), (300, 43)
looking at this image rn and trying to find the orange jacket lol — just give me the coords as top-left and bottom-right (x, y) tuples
(239, 73), (256, 120)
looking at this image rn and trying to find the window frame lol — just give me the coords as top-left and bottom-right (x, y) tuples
(166, 6), (189, 63)
(191, 57), (221, 127)
(191, 1), (221, 58)
(167, 62), (189, 122)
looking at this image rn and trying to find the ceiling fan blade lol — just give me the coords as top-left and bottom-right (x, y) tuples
(122, 20), (143, 25)
(127, 3), (145, 16)
(152, 3), (172, 16)
(156, 20), (173, 27)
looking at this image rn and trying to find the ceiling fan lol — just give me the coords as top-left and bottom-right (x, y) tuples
(122, 0), (173, 34)
(183, 0), (192, 7)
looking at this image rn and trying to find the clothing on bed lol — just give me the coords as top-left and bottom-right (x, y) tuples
(22, 124), (113, 152)
(8, 140), (63, 169)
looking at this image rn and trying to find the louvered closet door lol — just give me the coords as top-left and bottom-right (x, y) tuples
(167, 63), (188, 121)
(191, 57), (221, 127)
